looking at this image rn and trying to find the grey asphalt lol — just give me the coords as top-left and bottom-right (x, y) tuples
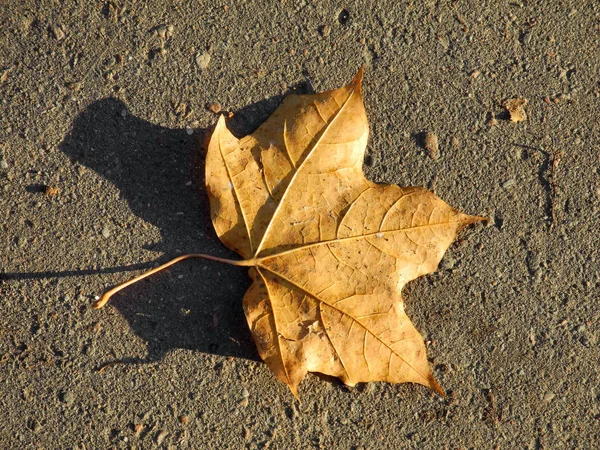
(1, 1), (599, 448)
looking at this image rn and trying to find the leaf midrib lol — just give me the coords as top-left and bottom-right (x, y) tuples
(252, 84), (358, 258)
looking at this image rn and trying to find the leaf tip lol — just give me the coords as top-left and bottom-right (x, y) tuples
(457, 213), (488, 229)
(210, 112), (238, 147)
(352, 66), (365, 89)
(289, 385), (301, 402)
(429, 376), (446, 397)
(215, 112), (227, 129)
(470, 215), (489, 224)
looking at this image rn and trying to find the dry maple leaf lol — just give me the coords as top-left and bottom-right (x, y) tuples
(95, 68), (484, 399)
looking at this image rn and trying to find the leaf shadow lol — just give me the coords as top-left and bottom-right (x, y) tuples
(54, 80), (315, 366)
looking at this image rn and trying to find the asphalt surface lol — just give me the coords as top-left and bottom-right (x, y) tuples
(1, 1), (599, 448)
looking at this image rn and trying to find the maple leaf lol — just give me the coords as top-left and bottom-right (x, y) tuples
(95, 68), (484, 399)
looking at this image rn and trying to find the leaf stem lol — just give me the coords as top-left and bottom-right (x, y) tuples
(93, 253), (255, 309)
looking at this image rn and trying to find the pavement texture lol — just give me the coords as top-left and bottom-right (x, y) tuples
(1, 1), (599, 448)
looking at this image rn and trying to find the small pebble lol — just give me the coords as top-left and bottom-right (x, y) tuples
(179, 415), (188, 425)
(52, 25), (65, 40)
(156, 430), (168, 445)
(16, 236), (26, 248)
(319, 25), (331, 37)
(423, 132), (439, 160)
(529, 329), (536, 346)
(134, 424), (144, 435)
(542, 392), (555, 402)
(527, 252), (541, 272)
(241, 388), (249, 398)
(208, 102), (221, 114)
(186, 127), (193, 135)
(157, 25), (167, 38)
(101, 226), (110, 238)
(0, 158), (8, 169)
(238, 397), (248, 408)
(61, 390), (75, 405)
(502, 178), (516, 189)
(29, 419), (42, 433)
(439, 256), (455, 270)
(196, 52), (211, 70)
(437, 36), (449, 50)
(66, 81), (82, 91)
(470, 69), (481, 78)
